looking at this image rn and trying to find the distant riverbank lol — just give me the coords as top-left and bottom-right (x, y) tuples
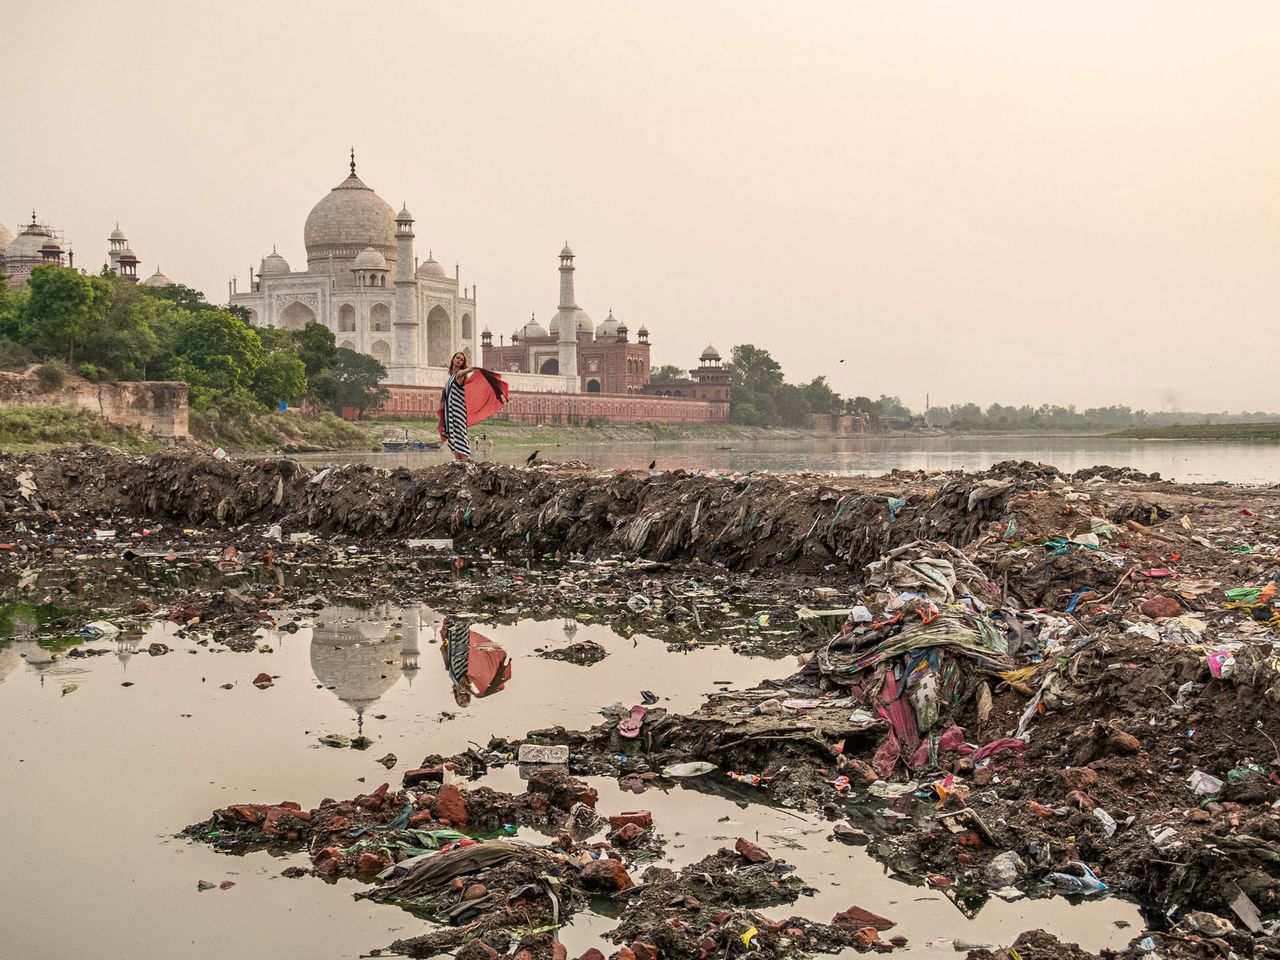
(1108, 423), (1280, 442)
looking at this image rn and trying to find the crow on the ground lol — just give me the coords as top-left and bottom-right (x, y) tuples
(526, 450), (539, 466)
(648, 459), (657, 470)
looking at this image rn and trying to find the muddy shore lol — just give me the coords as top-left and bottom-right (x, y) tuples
(5, 445), (1280, 960)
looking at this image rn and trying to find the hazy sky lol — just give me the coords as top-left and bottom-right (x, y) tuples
(4, 1), (1278, 412)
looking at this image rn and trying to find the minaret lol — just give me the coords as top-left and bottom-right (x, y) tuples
(557, 242), (579, 379)
(107, 224), (126, 272)
(401, 605), (421, 686)
(392, 204), (419, 384)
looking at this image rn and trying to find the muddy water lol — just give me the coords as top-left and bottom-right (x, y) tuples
(0, 606), (785, 960)
(296, 435), (1280, 484)
(475, 768), (1141, 957)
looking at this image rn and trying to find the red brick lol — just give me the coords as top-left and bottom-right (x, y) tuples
(223, 803), (269, 824)
(1140, 596), (1181, 619)
(356, 783), (390, 809)
(357, 853), (388, 874)
(735, 838), (771, 863)
(580, 858), (634, 892)
(610, 822), (645, 847)
(433, 783), (469, 827)
(608, 811), (653, 830)
(832, 905), (896, 931)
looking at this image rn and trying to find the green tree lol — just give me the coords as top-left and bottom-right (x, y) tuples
(801, 376), (842, 414)
(649, 364), (686, 383)
(81, 276), (161, 379)
(726, 344), (787, 426)
(162, 308), (265, 406)
(776, 383), (813, 426)
(252, 352), (307, 408)
(144, 283), (213, 312)
(22, 265), (99, 363)
(311, 347), (387, 414)
(293, 322), (338, 379)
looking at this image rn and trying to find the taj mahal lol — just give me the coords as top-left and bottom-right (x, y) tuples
(229, 151), (488, 388)
(4, 150), (730, 422)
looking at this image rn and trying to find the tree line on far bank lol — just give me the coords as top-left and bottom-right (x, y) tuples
(653, 345), (1278, 431)
(0, 265), (389, 433)
(651, 344), (910, 428)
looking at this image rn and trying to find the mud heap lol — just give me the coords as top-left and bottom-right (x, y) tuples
(0, 445), (1102, 572)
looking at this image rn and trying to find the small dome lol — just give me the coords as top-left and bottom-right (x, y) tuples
(550, 307), (593, 337)
(260, 250), (291, 275)
(5, 220), (54, 261)
(415, 255), (447, 279)
(700, 344), (721, 361)
(143, 268), (173, 287)
(638, 325), (649, 336)
(481, 326), (492, 335)
(118, 247), (137, 259)
(109, 224), (126, 241)
(595, 309), (619, 339)
(396, 204), (413, 222)
(353, 246), (387, 270)
(560, 243), (574, 258)
(521, 313), (549, 339)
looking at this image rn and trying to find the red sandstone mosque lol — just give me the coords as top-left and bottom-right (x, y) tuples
(481, 243), (730, 409)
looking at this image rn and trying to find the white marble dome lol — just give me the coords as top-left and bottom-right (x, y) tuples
(353, 246), (387, 270)
(520, 313), (548, 339)
(415, 255), (447, 279)
(260, 250), (291, 275)
(595, 309), (619, 340)
(143, 268), (174, 288)
(304, 171), (397, 261)
(1, 222), (17, 251)
(5, 221), (54, 260)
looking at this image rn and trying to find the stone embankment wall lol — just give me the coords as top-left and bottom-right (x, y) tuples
(0, 370), (188, 437)
(0, 447), (1046, 572)
(373, 384), (728, 426)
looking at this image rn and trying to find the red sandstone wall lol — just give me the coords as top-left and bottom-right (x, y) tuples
(371, 384), (728, 426)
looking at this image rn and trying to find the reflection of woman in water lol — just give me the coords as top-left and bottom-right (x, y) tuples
(440, 618), (512, 707)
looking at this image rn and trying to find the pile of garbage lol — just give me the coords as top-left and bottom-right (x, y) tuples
(186, 764), (900, 960)
(0, 446), (1074, 573)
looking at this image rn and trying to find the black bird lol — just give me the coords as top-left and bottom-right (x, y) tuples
(526, 450), (539, 466)
(648, 459), (657, 470)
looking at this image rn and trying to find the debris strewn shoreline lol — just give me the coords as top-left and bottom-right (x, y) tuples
(6, 445), (1280, 959)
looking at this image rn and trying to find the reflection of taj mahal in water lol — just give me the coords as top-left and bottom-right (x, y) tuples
(308, 604), (431, 727)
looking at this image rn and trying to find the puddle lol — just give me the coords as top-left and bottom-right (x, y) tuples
(469, 768), (1141, 957)
(0, 603), (784, 959)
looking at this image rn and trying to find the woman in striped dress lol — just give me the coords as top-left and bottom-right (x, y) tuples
(440, 617), (512, 707)
(439, 352), (472, 461)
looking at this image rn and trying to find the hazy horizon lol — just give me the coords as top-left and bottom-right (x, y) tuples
(4, 1), (1277, 412)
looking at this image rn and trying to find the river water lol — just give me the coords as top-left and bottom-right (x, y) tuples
(1, 600), (1140, 960)
(301, 435), (1280, 485)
